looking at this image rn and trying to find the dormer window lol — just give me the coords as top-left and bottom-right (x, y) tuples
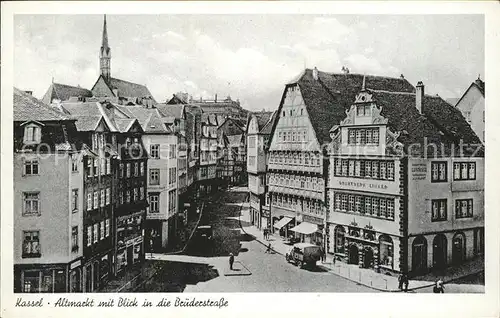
(356, 105), (371, 116)
(23, 123), (42, 144)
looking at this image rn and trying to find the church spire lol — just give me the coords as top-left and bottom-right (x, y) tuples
(100, 15), (111, 80)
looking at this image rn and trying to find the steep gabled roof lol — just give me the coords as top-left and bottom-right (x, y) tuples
(166, 94), (187, 105)
(74, 116), (104, 132)
(14, 87), (72, 122)
(260, 110), (278, 135)
(108, 77), (155, 101)
(41, 82), (93, 104)
(455, 78), (485, 108)
(118, 105), (172, 133)
(255, 111), (273, 131)
(270, 69), (416, 146)
(155, 103), (185, 119)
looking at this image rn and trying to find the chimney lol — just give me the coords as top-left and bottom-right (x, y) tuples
(215, 94), (217, 102)
(312, 67), (319, 81)
(416, 81), (424, 114)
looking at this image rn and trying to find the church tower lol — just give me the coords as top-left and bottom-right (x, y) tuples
(99, 15), (111, 81)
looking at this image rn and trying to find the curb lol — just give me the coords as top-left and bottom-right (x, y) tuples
(223, 261), (252, 276)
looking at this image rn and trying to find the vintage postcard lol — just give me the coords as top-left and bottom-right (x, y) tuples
(1, 1), (499, 318)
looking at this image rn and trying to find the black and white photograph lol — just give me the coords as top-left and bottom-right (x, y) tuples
(2, 1), (500, 317)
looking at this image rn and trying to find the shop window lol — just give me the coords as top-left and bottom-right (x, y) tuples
(23, 271), (40, 293)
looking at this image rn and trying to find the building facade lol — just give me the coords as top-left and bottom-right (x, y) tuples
(455, 77), (485, 143)
(13, 88), (85, 293)
(327, 82), (484, 276)
(197, 113), (219, 196)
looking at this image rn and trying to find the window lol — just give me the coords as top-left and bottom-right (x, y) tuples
(249, 156), (256, 166)
(140, 186), (144, 200)
(100, 159), (105, 176)
(456, 199), (473, 218)
(341, 159), (348, 176)
(341, 194), (348, 211)
(372, 197), (379, 216)
(126, 190), (131, 203)
(106, 188), (111, 205)
(71, 226), (78, 252)
(126, 163), (131, 178)
(169, 144), (177, 159)
(150, 169), (160, 185)
(150, 144), (160, 159)
(24, 124), (42, 144)
(106, 158), (111, 174)
(355, 196), (361, 213)
(87, 226), (92, 246)
(93, 159), (98, 176)
(348, 128), (380, 145)
(100, 221), (105, 240)
(387, 162), (395, 180)
(380, 199), (386, 218)
(149, 194), (159, 213)
(23, 192), (40, 216)
(348, 195), (355, 212)
(87, 193), (92, 211)
(24, 160), (39, 175)
(22, 231), (40, 257)
(93, 191), (99, 209)
(93, 224), (98, 243)
(372, 161), (379, 179)
(454, 162), (476, 181)
(134, 162), (139, 177)
(140, 162), (145, 176)
(105, 219), (110, 237)
(431, 162), (447, 182)
(355, 160), (361, 177)
(72, 156), (79, 172)
(72, 189), (78, 212)
(380, 162), (387, 179)
(432, 199), (447, 221)
(100, 190), (105, 207)
(133, 188), (138, 202)
(365, 196), (372, 215)
(387, 200), (394, 219)
(335, 158), (342, 176)
(348, 160), (355, 176)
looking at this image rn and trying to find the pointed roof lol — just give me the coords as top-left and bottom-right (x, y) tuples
(41, 82), (93, 104)
(260, 110), (278, 135)
(455, 77), (485, 108)
(155, 103), (185, 119)
(14, 87), (73, 122)
(101, 15), (109, 51)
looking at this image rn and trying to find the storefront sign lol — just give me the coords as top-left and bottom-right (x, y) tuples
(303, 214), (323, 225)
(338, 180), (388, 190)
(411, 163), (427, 180)
(70, 260), (81, 269)
(332, 178), (398, 195)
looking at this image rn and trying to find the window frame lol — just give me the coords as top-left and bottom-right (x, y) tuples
(431, 199), (447, 222)
(22, 230), (41, 258)
(431, 161), (448, 183)
(23, 192), (41, 216)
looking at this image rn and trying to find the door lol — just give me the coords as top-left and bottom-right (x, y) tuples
(348, 245), (359, 264)
(364, 247), (374, 268)
(452, 233), (466, 265)
(85, 265), (92, 292)
(433, 234), (447, 270)
(412, 236), (428, 274)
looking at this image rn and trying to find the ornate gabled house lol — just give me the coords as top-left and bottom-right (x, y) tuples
(197, 113), (219, 196)
(327, 79), (484, 276)
(266, 67), (416, 248)
(454, 76), (485, 143)
(13, 88), (85, 293)
(90, 15), (156, 107)
(218, 117), (248, 186)
(246, 110), (277, 229)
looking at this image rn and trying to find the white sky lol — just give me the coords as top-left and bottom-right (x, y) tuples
(14, 14), (484, 111)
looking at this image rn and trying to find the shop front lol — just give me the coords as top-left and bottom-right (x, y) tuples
(69, 259), (82, 292)
(273, 216), (294, 239)
(289, 214), (324, 246)
(249, 194), (261, 228)
(261, 206), (271, 231)
(116, 212), (145, 274)
(16, 264), (67, 293)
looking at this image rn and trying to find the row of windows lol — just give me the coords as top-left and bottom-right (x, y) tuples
(200, 166), (216, 178)
(281, 105), (305, 118)
(86, 188), (112, 211)
(431, 161), (476, 182)
(277, 130), (308, 143)
(268, 173), (324, 192)
(86, 158), (112, 178)
(86, 219), (110, 247)
(118, 187), (145, 205)
(431, 198), (474, 221)
(150, 144), (177, 159)
(270, 194), (323, 215)
(334, 158), (395, 180)
(119, 162), (145, 179)
(269, 152), (321, 166)
(348, 128), (380, 145)
(333, 193), (395, 220)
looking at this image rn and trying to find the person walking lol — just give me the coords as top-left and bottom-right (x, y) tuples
(229, 253), (235, 270)
(403, 273), (409, 292)
(398, 273), (404, 291)
(265, 243), (272, 253)
(434, 279), (445, 293)
(320, 246), (326, 263)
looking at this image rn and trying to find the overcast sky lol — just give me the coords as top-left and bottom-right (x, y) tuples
(14, 14), (484, 111)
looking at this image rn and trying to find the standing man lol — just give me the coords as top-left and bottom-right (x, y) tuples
(229, 253), (235, 270)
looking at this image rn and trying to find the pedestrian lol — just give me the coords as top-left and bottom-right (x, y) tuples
(229, 253), (235, 270)
(320, 246), (326, 263)
(434, 279), (445, 293)
(150, 238), (154, 258)
(263, 228), (268, 240)
(398, 273), (404, 291)
(265, 243), (272, 253)
(403, 274), (409, 292)
(332, 254), (336, 265)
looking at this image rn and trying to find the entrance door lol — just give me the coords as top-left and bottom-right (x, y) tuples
(364, 248), (374, 268)
(85, 266), (92, 292)
(452, 233), (466, 265)
(412, 236), (428, 274)
(348, 245), (359, 264)
(433, 234), (447, 270)
(127, 246), (134, 267)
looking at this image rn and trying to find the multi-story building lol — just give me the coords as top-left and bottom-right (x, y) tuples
(454, 76), (485, 143)
(197, 113), (219, 196)
(246, 111), (276, 229)
(266, 67), (416, 247)
(42, 81), (93, 105)
(327, 80), (483, 276)
(218, 117), (247, 186)
(58, 100), (148, 285)
(13, 88), (85, 293)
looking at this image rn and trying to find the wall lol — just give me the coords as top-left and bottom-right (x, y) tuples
(456, 86), (485, 143)
(407, 157), (484, 236)
(14, 154), (71, 264)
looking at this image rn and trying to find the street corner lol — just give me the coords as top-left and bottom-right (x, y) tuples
(222, 261), (252, 276)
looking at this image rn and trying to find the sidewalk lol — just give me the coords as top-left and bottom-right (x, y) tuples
(239, 199), (484, 292)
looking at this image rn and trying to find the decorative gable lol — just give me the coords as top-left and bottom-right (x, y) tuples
(341, 91), (388, 127)
(248, 116), (259, 135)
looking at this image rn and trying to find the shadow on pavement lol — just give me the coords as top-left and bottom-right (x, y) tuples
(134, 261), (219, 292)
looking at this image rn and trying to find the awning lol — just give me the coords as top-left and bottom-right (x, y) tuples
(290, 222), (318, 235)
(273, 217), (293, 229)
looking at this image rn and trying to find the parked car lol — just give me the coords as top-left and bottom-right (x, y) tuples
(285, 243), (321, 268)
